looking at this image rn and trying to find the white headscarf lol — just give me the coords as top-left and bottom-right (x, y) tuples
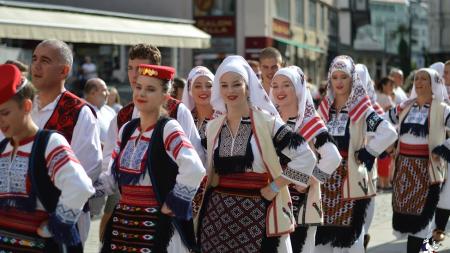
(407, 68), (448, 105)
(355, 63), (384, 115)
(430, 62), (445, 78)
(211, 55), (278, 116)
(271, 66), (327, 141)
(318, 55), (372, 123)
(181, 66), (214, 111)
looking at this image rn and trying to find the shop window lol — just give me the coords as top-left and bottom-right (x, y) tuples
(296, 0), (304, 25)
(309, 0), (316, 29)
(274, 0), (290, 21)
(194, 0), (235, 16)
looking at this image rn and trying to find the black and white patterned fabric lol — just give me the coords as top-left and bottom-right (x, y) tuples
(366, 111), (383, 132)
(214, 117), (254, 174)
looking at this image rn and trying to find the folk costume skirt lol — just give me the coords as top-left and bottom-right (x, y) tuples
(198, 172), (291, 253)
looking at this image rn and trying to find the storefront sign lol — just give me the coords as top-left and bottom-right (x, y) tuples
(272, 18), (291, 38)
(195, 16), (235, 37)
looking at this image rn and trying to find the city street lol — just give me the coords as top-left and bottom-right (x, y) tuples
(84, 191), (450, 253)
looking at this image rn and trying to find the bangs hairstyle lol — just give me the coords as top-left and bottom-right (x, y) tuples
(129, 44), (161, 65)
(259, 47), (283, 64)
(12, 80), (36, 106)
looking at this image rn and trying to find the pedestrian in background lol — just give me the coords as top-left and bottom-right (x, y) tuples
(107, 86), (123, 113)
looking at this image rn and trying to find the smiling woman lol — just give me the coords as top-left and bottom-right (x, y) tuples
(197, 56), (317, 253)
(385, 68), (450, 253)
(96, 64), (206, 253)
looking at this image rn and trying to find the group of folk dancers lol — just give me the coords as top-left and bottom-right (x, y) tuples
(0, 40), (449, 253)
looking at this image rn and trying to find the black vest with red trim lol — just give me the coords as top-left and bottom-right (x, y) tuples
(116, 97), (181, 131)
(113, 117), (197, 251)
(44, 91), (96, 144)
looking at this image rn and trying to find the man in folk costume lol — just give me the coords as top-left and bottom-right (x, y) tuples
(270, 66), (342, 253)
(385, 68), (450, 253)
(0, 64), (94, 252)
(316, 55), (397, 252)
(95, 64), (205, 252)
(197, 56), (317, 252)
(100, 44), (203, 238)
(30, 39), (102, 243)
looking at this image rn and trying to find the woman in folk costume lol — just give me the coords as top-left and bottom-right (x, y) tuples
(270, 66), (341, 253)
(316, 55), (397, 252)
(429, 61), (450, 243)
(181, 66), (214, 216)
(197, 56), (317, 252)
(386, 68), (450, 252)
(0, 64), (94, 252)
(355, 63), (389, 249)
(96, 64), (205, 252)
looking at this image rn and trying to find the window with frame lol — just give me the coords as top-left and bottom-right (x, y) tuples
(309, 0), (317, 29)
(275, 0), (290, 21)
(296, 0), (304, 25)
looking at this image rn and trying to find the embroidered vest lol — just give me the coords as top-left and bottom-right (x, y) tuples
(398, 100), (446, 184)
(44, 91), (95, 143)
(116, 98), (180, 131)
(114, 118), (197, 250)
(204, 109), (295, 236)
(0, 130), (61, 212)
(117, 102), (135, 130)
(343, 116), (376, 200)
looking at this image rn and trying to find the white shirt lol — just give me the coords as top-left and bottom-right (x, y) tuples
(90, 103), (116, 144)
(394, 86), (408, 105)
(0, 132), (94, 221)
(32, 93), (103, 181)
(102, 102), (204, 172)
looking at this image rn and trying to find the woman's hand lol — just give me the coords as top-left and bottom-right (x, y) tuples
(260, 185), (278, 201)
(161, 203), (175, 217)
(37, 220), (52, 238)
(432, 153), (441, 163)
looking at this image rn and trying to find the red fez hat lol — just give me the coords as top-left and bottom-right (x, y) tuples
(138, 64), (175, 81)
(0, 64), (23, 105)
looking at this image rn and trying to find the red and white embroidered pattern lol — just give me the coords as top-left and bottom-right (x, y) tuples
(164, 130), (193, 160)
(319, 56), (372, 123)
(46, 145), (80, 181)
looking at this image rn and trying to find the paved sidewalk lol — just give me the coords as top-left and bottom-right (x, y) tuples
(85, 192), (450, 252)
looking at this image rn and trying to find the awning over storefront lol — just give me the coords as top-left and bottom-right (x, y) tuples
(275, 37), (325, 53)
(0, 2), (211, 48)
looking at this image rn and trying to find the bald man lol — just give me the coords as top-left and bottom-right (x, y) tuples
(84, 78), (116, 145)
(31, 39), (102, 244)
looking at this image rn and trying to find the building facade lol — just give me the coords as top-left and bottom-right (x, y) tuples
(191, 0), (331, 85)
(428, 0), (450, 62)
(353, 0), (429, 80)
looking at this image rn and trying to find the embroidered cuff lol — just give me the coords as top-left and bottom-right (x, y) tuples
(281, 166), (310, 186)
(273, 125), (305, 151)
(312, 166), (332, 183)
(165, 183), (197, 220)
(366, 112), (383, 132)
(432, 145), (450, 163)
(356, 148), (376, 172)
(48, 205), (81, 246)
(314, 131), (336, 150)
